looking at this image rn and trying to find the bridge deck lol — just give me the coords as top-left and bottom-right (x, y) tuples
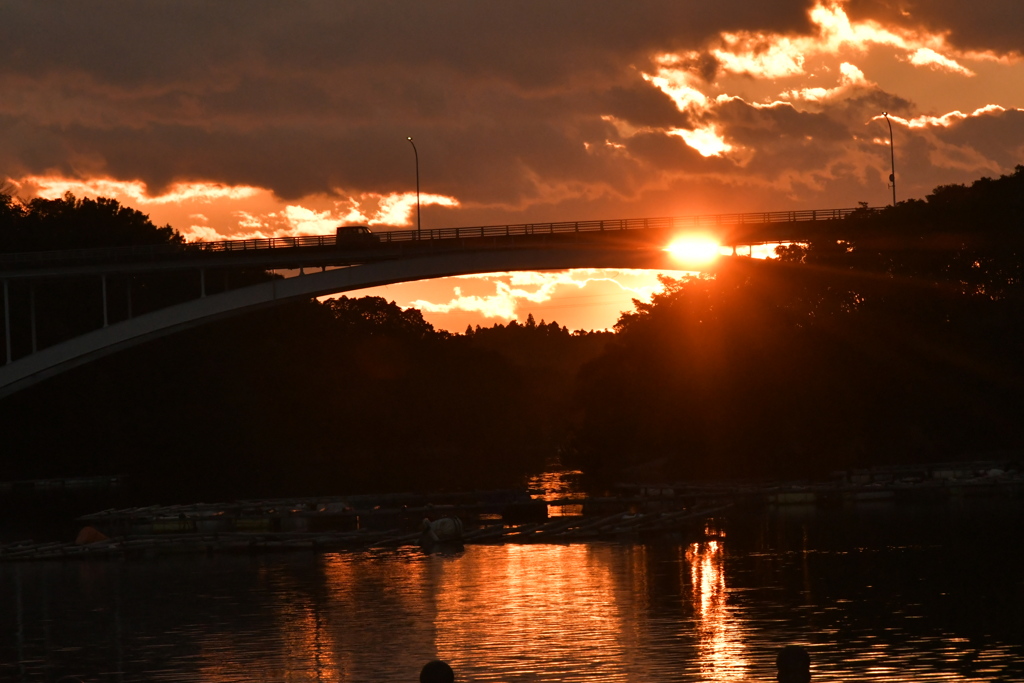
(0, 208), (866, 278)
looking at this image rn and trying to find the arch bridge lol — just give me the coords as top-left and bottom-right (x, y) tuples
(0, 207), (863, 397)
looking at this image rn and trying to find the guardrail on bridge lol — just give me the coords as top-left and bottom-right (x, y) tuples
(0, 207), (872, 271)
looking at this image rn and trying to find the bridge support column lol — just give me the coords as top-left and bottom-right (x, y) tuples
(126, 277), (132, 319)
(200, 269), (206, 298)
(3, 279), (9, 364)
(101, 275), (109, 327)
(29, 282), (36, 353)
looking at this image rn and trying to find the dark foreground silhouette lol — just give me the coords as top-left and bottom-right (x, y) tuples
(420, 659), (455, 683)
(2, 167), (1023, 501)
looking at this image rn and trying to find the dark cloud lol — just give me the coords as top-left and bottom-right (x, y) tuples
(857, 109), (1024, 207)
(933, 109), (1024, 169)
(716, 100), (850, 145)
(845, 0), (1024, 54)
(0, 0), (1018, 227)
(623, 132), (706, 173)
(0, 0), (819, 205)
(2, 1), (816, 86)
(597, 83), (691, 130)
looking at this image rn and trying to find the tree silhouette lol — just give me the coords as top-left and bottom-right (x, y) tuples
(3, 170), (1023, 502)
(571, 167), (1024, 487)
(0, 192), (182, 252)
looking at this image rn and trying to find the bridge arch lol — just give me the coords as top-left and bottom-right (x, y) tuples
(0, 243), (677, 398)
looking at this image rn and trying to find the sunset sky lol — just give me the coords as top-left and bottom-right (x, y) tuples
(2, 1), (1022, 332)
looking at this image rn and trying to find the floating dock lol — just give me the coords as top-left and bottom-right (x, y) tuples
(3, 459), (1019, 561)
(0, 489), (728, 561)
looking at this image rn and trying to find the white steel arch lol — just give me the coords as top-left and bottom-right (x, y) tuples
(0, 244), (676, 398)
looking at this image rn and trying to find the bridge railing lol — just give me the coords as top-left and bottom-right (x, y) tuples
(0, 207), (873, 270)
(191, 207), (862, 251)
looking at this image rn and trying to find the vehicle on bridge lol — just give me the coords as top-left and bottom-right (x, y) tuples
(335, 225), (379, 245)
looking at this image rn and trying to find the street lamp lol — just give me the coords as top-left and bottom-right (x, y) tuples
(407, 136), (421, 235)
(882, 112), (896, 206)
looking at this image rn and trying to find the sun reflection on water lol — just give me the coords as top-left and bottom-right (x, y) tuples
(263, 560), (347, 683)
(685, 539), (750, 681)
(215, 534), (756, 682)
(143, 508), (1024, 682)
(528, 468), (585, 517)
(432, 544), (632, 682)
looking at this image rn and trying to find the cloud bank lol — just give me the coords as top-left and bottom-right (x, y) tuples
(1, 0), (1021, 238)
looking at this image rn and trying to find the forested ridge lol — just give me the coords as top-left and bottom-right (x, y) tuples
(0, 193), (613, 499)
(572, 166), (1024, 484)
(2, 168), (1023, 501)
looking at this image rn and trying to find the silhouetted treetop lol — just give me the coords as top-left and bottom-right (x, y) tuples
(465, 315), (607, 363)
(0, 188), (21, 226)
(323, 295), (441, 340)
(569, 166), (1024, 486)
(844, 164), (1024, 239)
(773, 165), (1024, 303)
(0, 192), (182, 252)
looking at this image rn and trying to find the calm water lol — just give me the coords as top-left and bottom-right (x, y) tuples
(1, 499), (1022, 682)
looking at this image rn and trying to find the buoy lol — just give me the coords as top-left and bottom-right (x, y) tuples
(74, 526), (109, 545)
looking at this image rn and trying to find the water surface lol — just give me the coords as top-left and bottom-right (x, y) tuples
(1, 499), (1020, 682)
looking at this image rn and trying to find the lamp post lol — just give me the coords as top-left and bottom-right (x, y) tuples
(407, 136), (421, 236)
(882, 112), (896, 206)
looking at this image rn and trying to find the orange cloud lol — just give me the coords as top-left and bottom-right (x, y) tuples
(667, 127), (732, 158)
(625, 0), (1022, 174)
(877, 105), (1012, 129)
(642, 1), (1012, 116)
(7, 174), (460, 241)
(14, 176), (262, 205)
(908, 48), (973, 75)
(712, 33), (807, 79)
(643, 62), (710, 113)
(782, 61), (872, 103)
(408, 270), (678, 325)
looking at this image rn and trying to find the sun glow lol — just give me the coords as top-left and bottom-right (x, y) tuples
(665, 236), (721, 266)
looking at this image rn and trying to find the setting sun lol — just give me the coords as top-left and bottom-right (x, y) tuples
(665, 236), (721, 266)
